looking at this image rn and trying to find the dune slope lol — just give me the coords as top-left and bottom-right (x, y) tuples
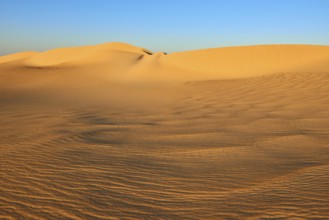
(163, 44), (329, 79)
(0, 51), (39, 64)
(23, 42), (151, 67)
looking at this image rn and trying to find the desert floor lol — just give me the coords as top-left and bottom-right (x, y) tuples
(1, 71), (329, 219)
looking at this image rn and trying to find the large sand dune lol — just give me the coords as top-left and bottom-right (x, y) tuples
(0, 43), (329, 219)
(1, 42), (329, 82)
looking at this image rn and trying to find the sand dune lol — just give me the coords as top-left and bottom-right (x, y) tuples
(0, 51), (39, 64)
(1, 43), (329, 82)
(24, 42), (151, 67)
(0, 43), (329, 219)
(163, 44), (329, 79)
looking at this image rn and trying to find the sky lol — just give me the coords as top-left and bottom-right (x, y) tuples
(1, 0), (329, 55)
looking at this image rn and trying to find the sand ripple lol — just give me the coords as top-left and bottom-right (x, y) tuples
(1, 73), (329, 219)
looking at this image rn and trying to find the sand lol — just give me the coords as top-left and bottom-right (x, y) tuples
(0, 43), (329, 219)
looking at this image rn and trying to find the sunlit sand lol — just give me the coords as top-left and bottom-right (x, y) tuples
(1, 43), (329, 219)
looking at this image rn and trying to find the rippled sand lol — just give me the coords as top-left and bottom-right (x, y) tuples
(1, 72), (329, 219)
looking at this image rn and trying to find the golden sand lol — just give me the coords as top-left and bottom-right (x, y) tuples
(0, 43), (329, 219)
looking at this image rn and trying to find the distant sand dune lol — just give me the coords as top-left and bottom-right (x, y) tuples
(0, 43), (329, 219)
(24, 42), (148, 67)
(1, 43), (329, 82)
(0, 51), (39, 64)
(163, 44), (329, 79)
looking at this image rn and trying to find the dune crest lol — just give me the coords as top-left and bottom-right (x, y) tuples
(23, 42), (151, 67)
(0, 51), (39, 64)
(1, 43), (329, 81)
(163, 44), (329, 79)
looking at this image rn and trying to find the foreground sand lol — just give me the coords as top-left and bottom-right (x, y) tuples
(0, 43), (329, 219)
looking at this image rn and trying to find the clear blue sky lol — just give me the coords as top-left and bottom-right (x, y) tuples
(1, 0), (329, 55)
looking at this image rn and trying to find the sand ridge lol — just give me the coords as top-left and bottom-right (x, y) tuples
(23, 42), (151, 67)
(1, 43), (329, 83)
(0, 51), (39, 64)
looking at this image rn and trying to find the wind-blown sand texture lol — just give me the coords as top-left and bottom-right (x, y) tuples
(1, 43), (329, 219)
